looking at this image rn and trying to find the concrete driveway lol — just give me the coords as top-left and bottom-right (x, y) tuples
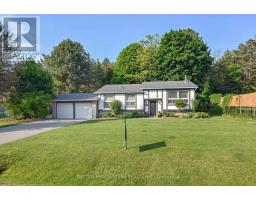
(0, 119), (85, 145)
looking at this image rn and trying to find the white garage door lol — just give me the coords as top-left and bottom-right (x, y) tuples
(57, 103), (73, 119)
(75, 102), (92, 119)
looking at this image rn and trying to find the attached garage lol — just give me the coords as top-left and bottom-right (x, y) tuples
(52, 93), (98, 120)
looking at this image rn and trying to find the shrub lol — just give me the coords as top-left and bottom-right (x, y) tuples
(6, 92), (52, 119)
(120, 111), (142, 119)
(209, 93), (222, 105)
(209, 103), (223, 116)
(175, 99), (186, 112)
(192, 99), (199, 112)
(163, 111), (175, 117)
(184, 112), (209, 119)
(100, 112), (114, 118)
(0, 112), (8, 118)
(157, 112), (162, 118)
(221, 94), (233, 113)
(110, 100), (122, 116)
(5, 60), (54, 119)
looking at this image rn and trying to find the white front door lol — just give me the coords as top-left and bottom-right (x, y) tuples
(75, 102), (92, 119)
(57, 103), (73, 119)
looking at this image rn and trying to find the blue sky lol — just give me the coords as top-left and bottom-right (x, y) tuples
(30, 15), (256, 61)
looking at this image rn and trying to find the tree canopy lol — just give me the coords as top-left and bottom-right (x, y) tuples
(153, 29), (213, 90)
(112, 34), (160, 83)
(6, 60), (54, 119)
(112, 42), (144, 83)
(210, 38), (256, 94)
(43, 39), (92, 94)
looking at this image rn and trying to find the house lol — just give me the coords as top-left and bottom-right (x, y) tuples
(52, 80), (198, 119)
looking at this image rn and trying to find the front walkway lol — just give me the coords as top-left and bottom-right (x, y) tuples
(0, 119), (84, 145)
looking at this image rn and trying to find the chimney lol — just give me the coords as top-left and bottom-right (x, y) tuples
(184, 75), (187, 83)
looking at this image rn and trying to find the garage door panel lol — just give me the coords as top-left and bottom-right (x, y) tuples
(57, 103), (73, 119)
(75, 102), (92, 119)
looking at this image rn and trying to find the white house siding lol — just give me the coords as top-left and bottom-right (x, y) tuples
(157, 100), (162, 112)
(144, 90), (149, 99)
(148, 90), (157, 99)
(136, 94), (144, 110)
(162, 90), (167, 110)
(114, 94), (125, 109)
(190, 89), (195, 109)
(157, 90), (162, 98)
(98, 94), (104, 110)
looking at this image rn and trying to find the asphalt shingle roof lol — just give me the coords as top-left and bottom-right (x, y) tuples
(53, 93), (98, 102)
(140, 80), (198, 89)
(94, 80), (198, 94)
(94, 84), (143, 94)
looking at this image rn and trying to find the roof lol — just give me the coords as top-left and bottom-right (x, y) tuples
(94, 84), (143, 94)
(140, 80), (198, 89)
(53, 93), (98, 102)
(94, 80), (198, 94)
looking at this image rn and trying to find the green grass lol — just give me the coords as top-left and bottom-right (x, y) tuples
(0, 119), (25, 128)
(0, 117), (256, 186)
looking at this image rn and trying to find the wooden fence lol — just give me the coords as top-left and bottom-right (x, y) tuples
(224, 93), (256, 117)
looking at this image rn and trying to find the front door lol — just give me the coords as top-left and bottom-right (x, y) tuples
(149, 101), (157, 116)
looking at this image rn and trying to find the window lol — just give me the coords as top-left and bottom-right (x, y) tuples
(179, 91), (189, 105)
(168, 91), (178, 106)
(104, 94), (114, 109)
(179, 91), (188, 98)
(167, 90), (189, 106)
(126, 94), (136, 109)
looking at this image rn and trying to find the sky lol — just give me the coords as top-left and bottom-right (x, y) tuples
(3, 14), (256, 61)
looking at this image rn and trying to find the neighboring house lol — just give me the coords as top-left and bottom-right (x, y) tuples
(52, 80), (198, 120)
(95, 80), (198, 117)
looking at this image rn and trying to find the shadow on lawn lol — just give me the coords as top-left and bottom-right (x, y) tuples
(139, 141), (167, 152)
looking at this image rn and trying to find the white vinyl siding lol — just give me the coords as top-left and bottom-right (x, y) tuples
(114, 94), (125, 109)
(148, 90), (157, 99)
(136, 94), (144, 110)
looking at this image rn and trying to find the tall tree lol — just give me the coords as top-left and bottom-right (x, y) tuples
(210, 38), (256, 94)
(209, 51), (237, 94)
(43, 39), (92, 94)
(101, 57), (113, 84)
(138, 34), (160, 81)
(112, 43), (143, 83)
(236, 39), (256, 92)
(112, 35), (160, 83)
(89, 59), (104, 91)
(153, 29), (213, 90)
(6, 60), (54, 119)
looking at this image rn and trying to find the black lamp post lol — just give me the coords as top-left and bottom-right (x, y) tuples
(124, 117), (127, 150)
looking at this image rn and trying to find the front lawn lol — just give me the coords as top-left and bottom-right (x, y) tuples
(0, 117), (256, 185)
(0, 119), (24, 128)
